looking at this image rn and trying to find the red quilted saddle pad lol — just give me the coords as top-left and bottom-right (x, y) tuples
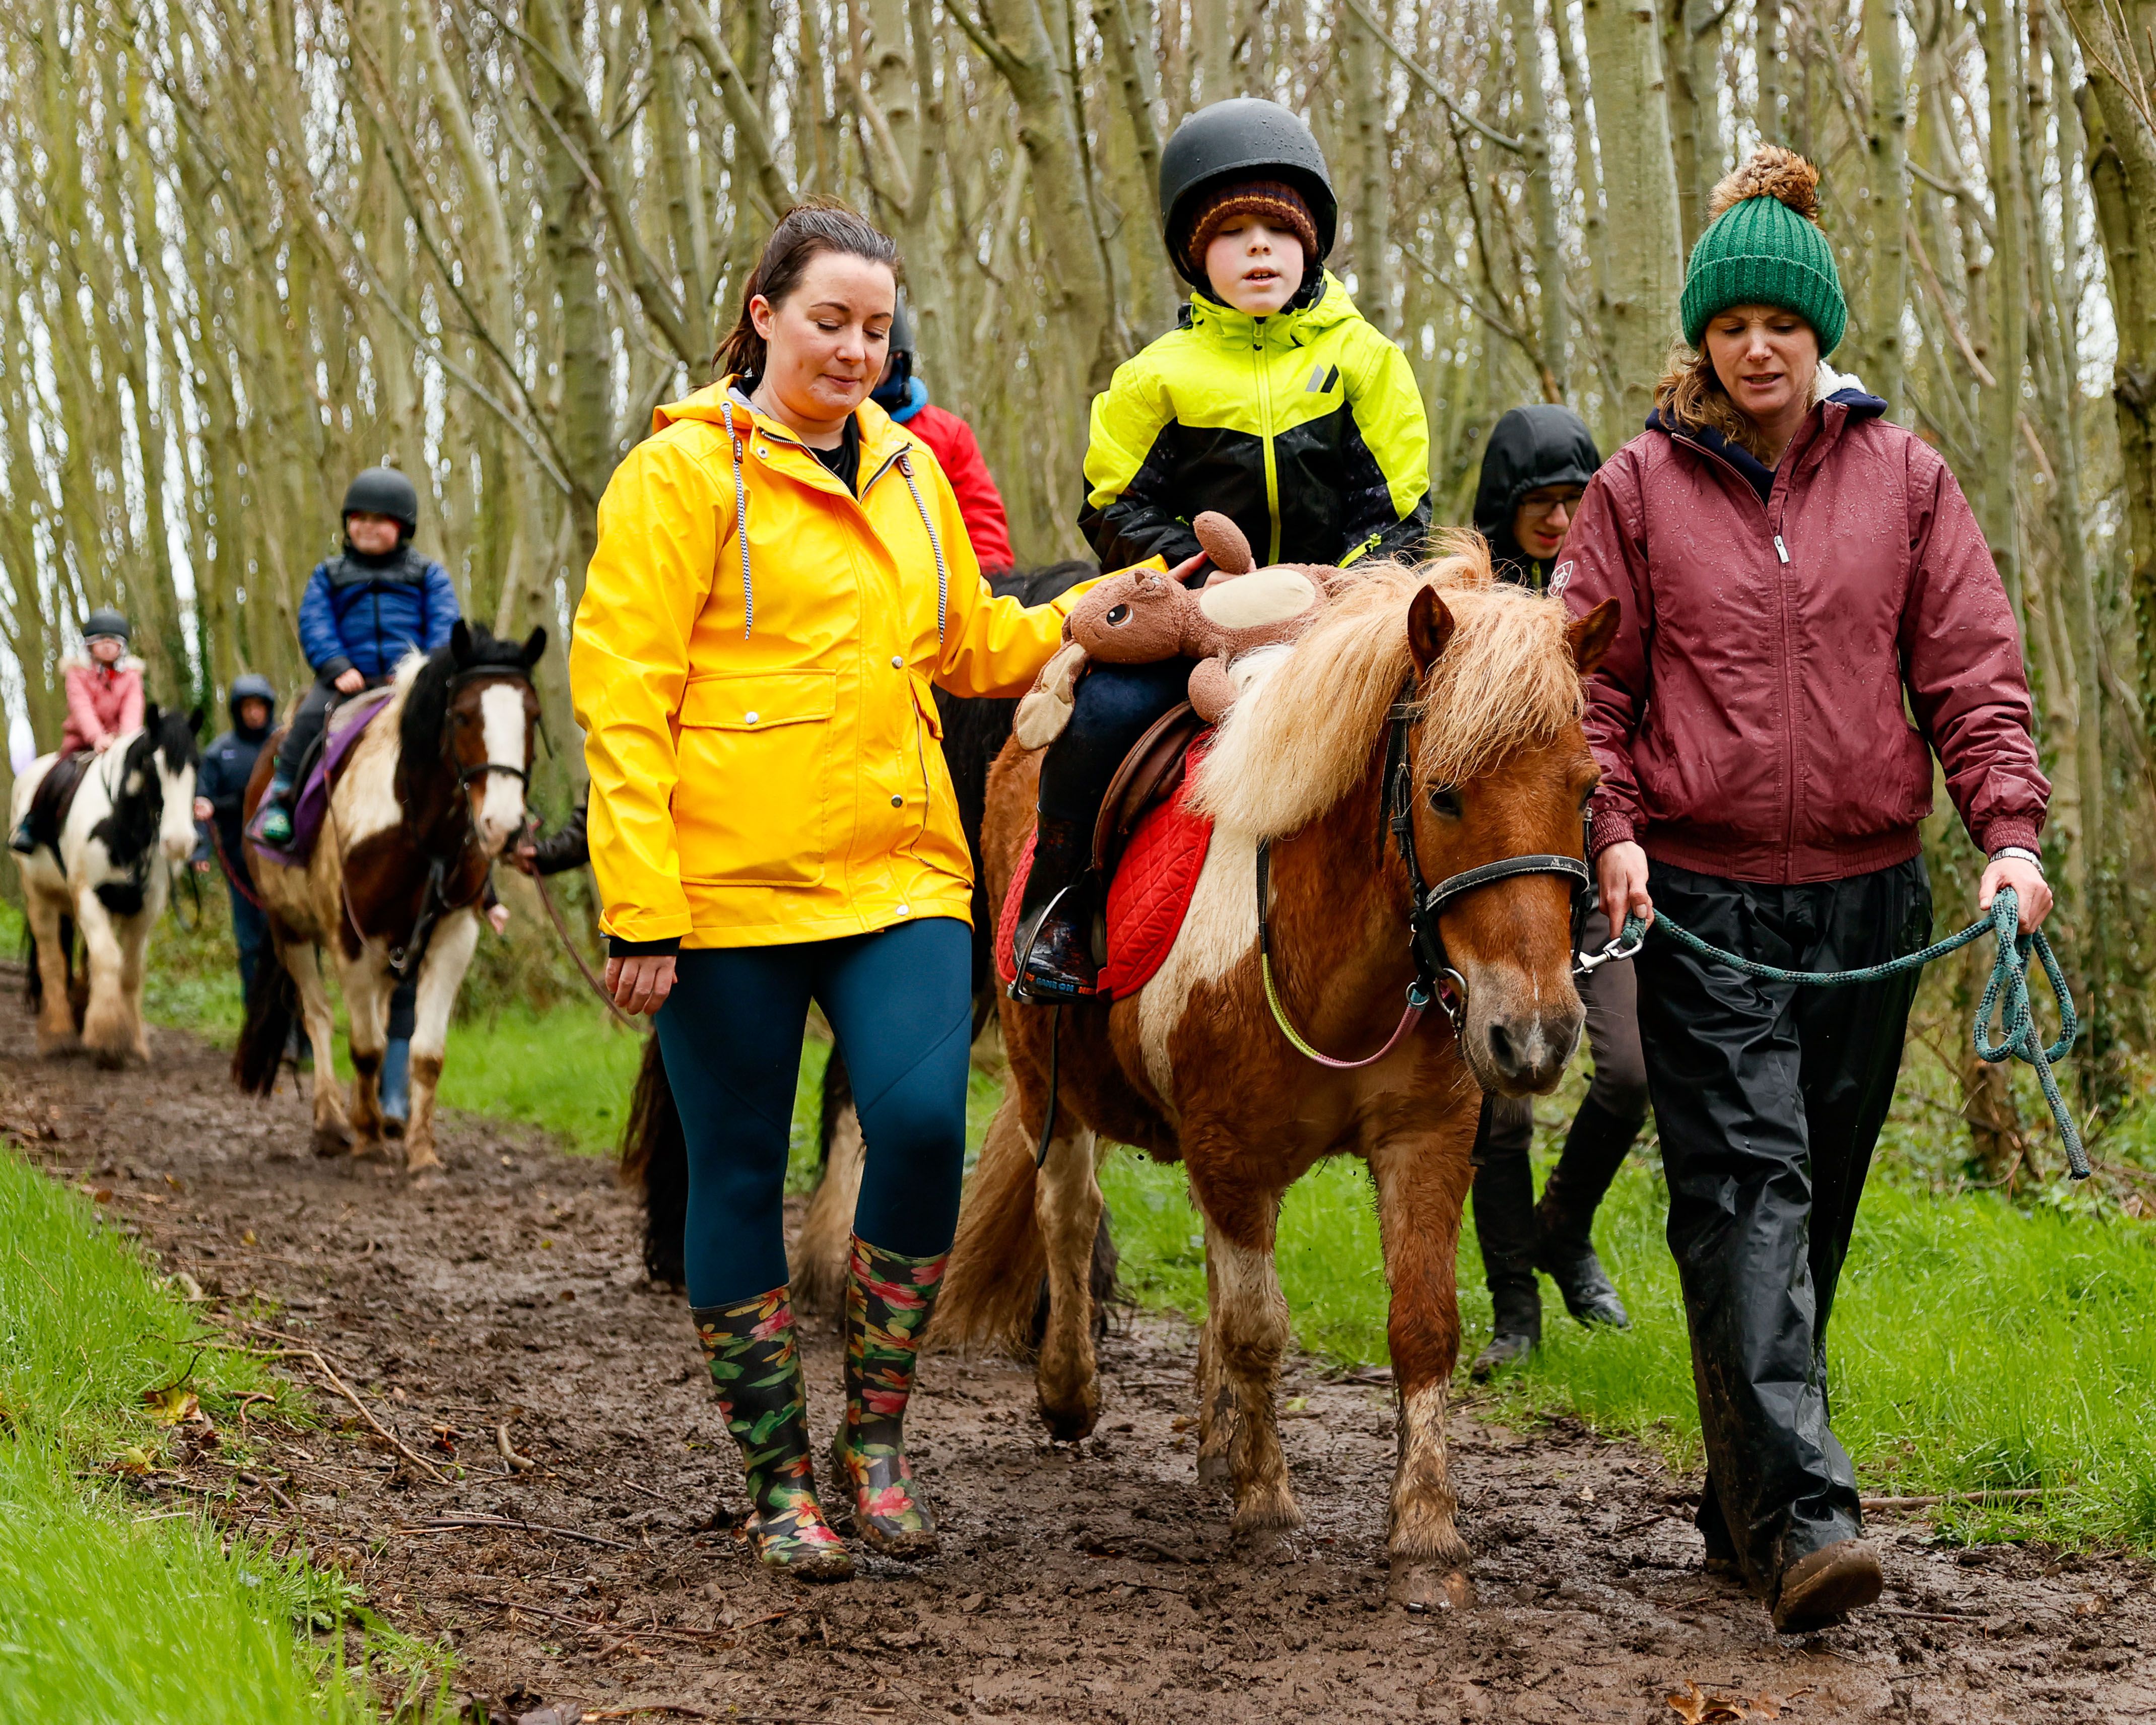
(993, 743), (1217, 1002)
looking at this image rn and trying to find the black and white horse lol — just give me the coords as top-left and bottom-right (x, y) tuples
(11, 705), (204, 1065)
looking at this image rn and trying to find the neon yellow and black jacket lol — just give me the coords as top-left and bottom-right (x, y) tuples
(1081, 273), (1432, 570)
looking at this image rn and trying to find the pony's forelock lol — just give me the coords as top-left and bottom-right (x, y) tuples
(1190, 538), (1585, 838)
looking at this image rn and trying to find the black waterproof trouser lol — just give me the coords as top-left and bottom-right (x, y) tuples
(1634, 857), (1931, 1595)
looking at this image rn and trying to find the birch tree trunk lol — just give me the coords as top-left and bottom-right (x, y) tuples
(1863, 0), (1909, 409)
(1505, 0), (1567, 391)
(1582, 0), (1685, 429)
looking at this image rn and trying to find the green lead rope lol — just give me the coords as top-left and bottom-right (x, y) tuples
(1616, 887), (2087, 1179)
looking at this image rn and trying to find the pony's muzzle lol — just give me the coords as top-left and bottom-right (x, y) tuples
(1470, 992), (1583, 1094)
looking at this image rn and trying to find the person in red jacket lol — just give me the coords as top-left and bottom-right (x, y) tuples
(870, 299), (1015, 571)
(1562, 149), (2050, 1636)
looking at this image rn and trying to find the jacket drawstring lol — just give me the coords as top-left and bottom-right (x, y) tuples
(895, 450), (948, 643)
(721, 397), (754, 638)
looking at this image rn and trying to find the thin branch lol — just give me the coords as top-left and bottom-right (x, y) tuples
(1337, 0), (1524, 153)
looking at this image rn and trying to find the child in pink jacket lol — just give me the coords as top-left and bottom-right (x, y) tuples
(59, 608), (146, 755)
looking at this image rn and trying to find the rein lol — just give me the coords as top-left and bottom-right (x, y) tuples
(1621, 891), (2087, 1177)
(1258, 677), (1594, 1070)
(527, 852), (638, 1028)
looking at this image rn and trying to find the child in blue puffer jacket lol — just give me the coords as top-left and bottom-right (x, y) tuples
(255, 467), (460, 846)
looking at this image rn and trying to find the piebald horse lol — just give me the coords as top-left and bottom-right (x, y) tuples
(11, 706), (204, 1066)
(933, 548), (1618, 1611)
(234, 622), (544, 1172)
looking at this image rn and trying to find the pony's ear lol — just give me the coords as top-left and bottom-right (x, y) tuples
(188, 703), (207, 736)
(450, 619), (474, 667)
(1566, 599), (1621, 676)
(519, 627), (547, 668)
(142, 701), (162, 733)
(1406, 585), (1456, 677)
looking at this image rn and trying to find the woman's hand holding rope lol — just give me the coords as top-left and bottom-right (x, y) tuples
(1980, 854), (2051, 934)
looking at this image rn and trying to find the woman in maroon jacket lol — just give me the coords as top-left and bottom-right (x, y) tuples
(1560, 149), (2051, 1635)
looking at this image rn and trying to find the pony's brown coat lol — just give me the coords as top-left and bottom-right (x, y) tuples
(937, 551), (1605, 1607)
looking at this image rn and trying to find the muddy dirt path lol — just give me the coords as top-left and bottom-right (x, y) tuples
(8, 982), (2152, 1724)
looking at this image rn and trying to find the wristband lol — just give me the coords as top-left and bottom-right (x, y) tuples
(1990, 845), (2043, 872)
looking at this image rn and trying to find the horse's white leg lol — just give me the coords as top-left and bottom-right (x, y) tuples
(282, 939), (351, 1154)
(116, 910), (152, 1063)
(1033, 1118), (1104, 1441)
(1366, 1126), (1477, 1612)
(75, 892), (131, 1068)
(399, 910), (479, 1173)
(1189, 1160), (1300, 1543)
(24, 890), (78, 1054)
(335, 947), (393, 1153)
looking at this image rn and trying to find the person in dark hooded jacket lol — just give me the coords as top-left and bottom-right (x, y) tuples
(192, 673), (278, 998)
(1463, 405), (1649, 1382)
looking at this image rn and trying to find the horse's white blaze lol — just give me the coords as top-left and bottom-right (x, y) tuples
(157, 758), (199, 859)
(1134, 822), (1258, 1108)
(474, 683), (527, 850)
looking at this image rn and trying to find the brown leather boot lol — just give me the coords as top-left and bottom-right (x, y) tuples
(1011, 816), (1099, 1003)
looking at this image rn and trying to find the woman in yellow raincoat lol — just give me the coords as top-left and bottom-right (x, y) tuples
(571, 201), (1097, 1583)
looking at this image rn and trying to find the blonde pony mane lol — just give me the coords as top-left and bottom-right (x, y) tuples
(1190, 534), (1587, 839)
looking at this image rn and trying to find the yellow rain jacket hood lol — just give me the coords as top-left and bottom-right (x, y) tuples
(571, 380), (1104, 950)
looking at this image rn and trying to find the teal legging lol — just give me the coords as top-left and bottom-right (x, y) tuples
(654, 918), (973, 1308)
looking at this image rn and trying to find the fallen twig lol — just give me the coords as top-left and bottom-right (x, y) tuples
(497, 1422), (537, 1473)
(465, 1595), (735, 1648)
(1860, 1487), (2050, 1511)
(577, 1705), (721, 1721)
(236, 1323), (448, 1485)
(236, 1469), (299, 1512)
(402, 1513), (635, 1550)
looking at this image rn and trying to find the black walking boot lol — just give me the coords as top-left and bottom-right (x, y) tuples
(1469, 1121), (1543, 1379)
(1012, 816), (1099, 1003)
(1534, 1096), (1641, 1329)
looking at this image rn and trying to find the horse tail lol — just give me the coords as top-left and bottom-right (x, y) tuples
(790, 1051), (860, 1314)
(231, 949), (298, 1096)
(930, 1094), (1048, 1354)
(620, 1033), (687, 1287)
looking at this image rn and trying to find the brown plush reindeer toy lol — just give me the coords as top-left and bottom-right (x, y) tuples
(1014, 510), (1330, 747)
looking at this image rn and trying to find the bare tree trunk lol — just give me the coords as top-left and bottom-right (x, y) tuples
(1979, 0), (2028, 621)
(1582, 0), (1685, 431)
(1863, 0), (1909, 409)
(1344, 0), (1399, 338)
(1505, 0), (1566, 391)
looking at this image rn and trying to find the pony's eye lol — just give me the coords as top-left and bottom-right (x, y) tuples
(1105, 604), (1130, 625)
(1427, 786), (1463, 819)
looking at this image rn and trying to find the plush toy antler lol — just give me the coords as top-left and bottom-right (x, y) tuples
(1011, 511), (1333, 747)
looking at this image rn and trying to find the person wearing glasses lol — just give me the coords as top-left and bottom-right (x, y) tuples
(1464, 404), (1650, 1379)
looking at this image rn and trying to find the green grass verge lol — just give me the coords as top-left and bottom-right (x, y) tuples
(0, 1148), (447, 1721)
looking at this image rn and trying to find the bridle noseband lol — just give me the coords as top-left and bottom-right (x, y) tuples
(1256, 673), (1602, 1069)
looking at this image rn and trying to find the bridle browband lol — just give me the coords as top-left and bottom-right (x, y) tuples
(1257, 673), (1600, 1069)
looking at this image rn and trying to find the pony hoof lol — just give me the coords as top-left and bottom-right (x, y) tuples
(1230, 1521), (1307, 1563)
(35, 1034), (80, 1058)
(1387, 1560), (1474, 1614)
(1035, 1397), (1098, 1444)
(1196, 1453), (1232, 1492)
(313, 1123), (354, 1158)
(89, 1044), (131, 1072)
(403, 1147), (441, 1175)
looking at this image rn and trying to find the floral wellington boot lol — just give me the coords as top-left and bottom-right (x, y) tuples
(692, 1289), (854, 1581)
(832, 1237), (948, 1556)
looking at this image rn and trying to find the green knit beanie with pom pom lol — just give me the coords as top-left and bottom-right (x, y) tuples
(1679, 147), (1847, 355)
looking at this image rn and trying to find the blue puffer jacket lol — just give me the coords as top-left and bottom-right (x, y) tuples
(298, 545), (461, 680)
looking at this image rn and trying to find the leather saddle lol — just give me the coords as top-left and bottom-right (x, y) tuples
(1091, 701), (1208, 878)
(24, 751), (94, 856)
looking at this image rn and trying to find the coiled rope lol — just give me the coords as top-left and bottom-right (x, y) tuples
(1596, 886), (2086, 1177)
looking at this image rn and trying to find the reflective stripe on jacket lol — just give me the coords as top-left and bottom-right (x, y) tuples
(571, 380), (1104, 951)
(1080, 273), (1431, 572)
(1560, 392), (2048, 883)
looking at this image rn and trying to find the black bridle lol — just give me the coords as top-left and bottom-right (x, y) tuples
(1255, 674), (1598, 1068)
(379, 669), (534, 978)
(1378, 678), (1596, 1027)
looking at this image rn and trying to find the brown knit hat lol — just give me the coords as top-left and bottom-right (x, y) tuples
(1182, 180), (1320, 275)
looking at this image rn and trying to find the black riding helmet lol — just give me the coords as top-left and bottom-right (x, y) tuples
(82, 608), (130, 644)
(1159, 99), (1337, 290)
(227, 671), (278, 728)
(342, 466), (420, 538)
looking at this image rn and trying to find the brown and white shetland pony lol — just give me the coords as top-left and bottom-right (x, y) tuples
(932, 547), (1619, 1612)
(232, 622), (545, 1172)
